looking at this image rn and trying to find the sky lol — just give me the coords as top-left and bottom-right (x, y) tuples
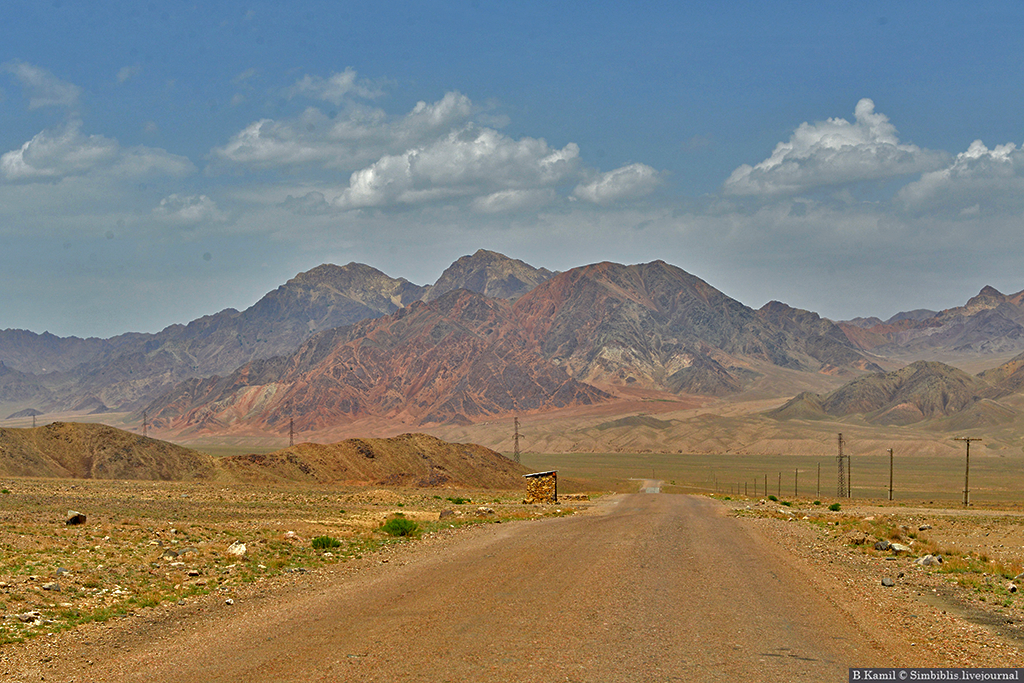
(4, 2), (1024, 337)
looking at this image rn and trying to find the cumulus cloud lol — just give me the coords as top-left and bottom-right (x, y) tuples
(0, 120), (194, 182)
(154, 194), (227, 224)
(723, 98), (947, 196)
(210, 90), (474, 171)
(897, 139), (1024, 214)
(1, 61), (82, 109)
(285, 67), (383, 104)
(572, 163), (661, 204)
(331, 126), (580, 210)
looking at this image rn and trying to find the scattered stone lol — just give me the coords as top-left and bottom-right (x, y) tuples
(226, 541), (247, 557)
(284, 567), (307, 574)
(916, 555), (943, 567)
(476, 507), (495, 515)
(283, 531), (299, 540)
(439, 509), (455, 520)
(160, 549), (179, 560)
(889, 543), (912, 554)
(41, 582), (60, 592)
(874, 540), (892, 551)
(1009, 583), (1018, 594)
(561, 493), (590, 501)
(881, 578), (896, 587)
(176, 546), (198, 556)
(225, 598), (234, 605)
(16, 611), (42, 623)
(843, 530), (872, 545)
(918, 524), (932, 531)
(186, 570), (201, 577)
(65, 510), (87, 526)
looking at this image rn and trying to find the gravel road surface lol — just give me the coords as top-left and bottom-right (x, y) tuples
(11, 494), (904, 682)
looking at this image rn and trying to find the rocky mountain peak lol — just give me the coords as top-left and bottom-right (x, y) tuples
(425, 250), (555, 301)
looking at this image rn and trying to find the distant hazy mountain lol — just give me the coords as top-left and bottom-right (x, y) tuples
(839, 286), (1024, 355)
(147, 260), (882, 433)
(769, 360), (1015, 427)
(0, 252), (558, 416)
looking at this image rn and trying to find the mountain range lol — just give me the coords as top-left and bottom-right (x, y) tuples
(4, 249), (1024, 448)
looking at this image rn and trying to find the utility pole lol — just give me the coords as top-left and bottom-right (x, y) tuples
(777, 472), (781, 497)
(794, 468), (798, 498)
(289, 418), (295, 447)
(817, 462), (820, 498)
(513, 416), (522, 464)
(888, 448), (894, 501)
(836, 433), (846, 498)
(954, 437), (981, 507)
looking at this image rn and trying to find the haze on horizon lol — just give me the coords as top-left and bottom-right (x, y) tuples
(3, 1), (1024, 338)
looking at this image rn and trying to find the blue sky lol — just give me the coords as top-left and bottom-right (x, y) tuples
(3, 1), (1024, 337)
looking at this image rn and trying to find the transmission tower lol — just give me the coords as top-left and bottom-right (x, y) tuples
(289, 417), (295, 447)
(836, 432), (846, 497)
(142, 410), (148, 438)
(513, 416), (521, 464)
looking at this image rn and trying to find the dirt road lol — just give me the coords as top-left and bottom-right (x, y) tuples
(11, 494), (908, 682)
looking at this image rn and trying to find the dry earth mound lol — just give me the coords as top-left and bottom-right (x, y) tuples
(0, 422), (216, 480)
(218, 433), (528, 488)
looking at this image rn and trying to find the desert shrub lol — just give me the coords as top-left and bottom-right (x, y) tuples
(381, 517), (419, 537)
(446, 497), (470, 505)
(828, 503), (841, 512)
(767, 495), (778, 502)
(813, 500), (821, 506)
(311, 535), (342, 550)
(780, 501), (792, 507)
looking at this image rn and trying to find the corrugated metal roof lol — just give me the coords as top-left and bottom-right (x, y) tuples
(523, 470), (557, 478)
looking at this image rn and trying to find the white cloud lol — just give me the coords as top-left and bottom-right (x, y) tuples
(286, 68), (383, 104)
(1, 61), (82, 109)
(332, 126), (580, 210)
(572, 163), (661, 204)
(0, 120), (194, 182)
(723, 98), (947, 196)
(472, 189), (556, 213)
(897, 139), (1024, 214)
(210, 90), (474, 172)
(154, 194), (227, 224)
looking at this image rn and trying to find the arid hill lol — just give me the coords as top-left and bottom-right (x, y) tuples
(219, 433), (528, 488)
(0, 423), (525, 489)
(0, 422), (216, 480)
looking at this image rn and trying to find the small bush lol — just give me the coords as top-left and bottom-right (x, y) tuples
(767, 495), (778, 502)
(780, 501), (792, 507)
(446, 497), (470, 505)
(311, 535), (342, 550)
(828, 503), (841, 512)
(381, 517), (419, 537)
(813, 500), (821, 506)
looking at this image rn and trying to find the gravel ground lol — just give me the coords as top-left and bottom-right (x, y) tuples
(2, 491), (1023, 681)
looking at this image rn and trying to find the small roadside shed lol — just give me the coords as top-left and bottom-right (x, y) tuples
(523, 470), (557, 504)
